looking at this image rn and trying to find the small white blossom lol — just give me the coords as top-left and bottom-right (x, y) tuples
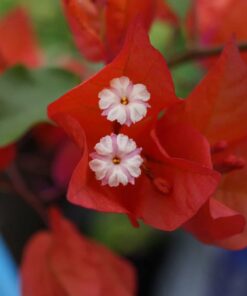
(89, 134), (143, 187)
(98, 76), (150, 126)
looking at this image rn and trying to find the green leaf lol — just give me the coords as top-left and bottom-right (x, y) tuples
(0, 0), (16, 14)
(150, 21), (174, 54)
(172, 62), (204, 98)
(90, 213), (160, 255)
(166, 0), (192, 19)
(0, 66), (79, 146)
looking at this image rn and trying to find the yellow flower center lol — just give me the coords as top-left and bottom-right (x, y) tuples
(112, 157), (121, 165)
(120, 96), (129, 105)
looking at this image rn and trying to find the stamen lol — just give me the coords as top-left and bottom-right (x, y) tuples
(120, 96), (129, 105)
(112, 157), (121, 165)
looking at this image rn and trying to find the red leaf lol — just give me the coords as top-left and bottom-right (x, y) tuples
(21, 233), (66, 296)
(184, 199), (245, 244)
(21, 209), (136, 296)
(48, 21), (177, 149)
(165, 40), (247, 145)
(62, 0), (176, 62)
(156, 0), (178, 25)
(62, 0), (106, 61)
(62, 116), (219, 231)
(212, 138), (247, 249)
(0, 8), (41, 71)
(0, 145), (16, 171)
(105, 0), (156, 60)
(32, 123), (67, 151)
(187, 0), (247, 65)
(164, 47), (247, 247)
(142, 122), (220, 230)
(52, 140), (81, 188)
(48, 22), (220, 231)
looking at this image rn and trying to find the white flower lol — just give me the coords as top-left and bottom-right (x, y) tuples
(89, 134), (143, 187)
(98, 76), (151, 126)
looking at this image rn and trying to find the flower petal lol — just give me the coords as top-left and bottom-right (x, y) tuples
(0, 8), (41, 71)
(167, 40), (247, 144)
(48, 21), (178, 151)
(21, 209), (136, 295)
(184, 199), (245, 244)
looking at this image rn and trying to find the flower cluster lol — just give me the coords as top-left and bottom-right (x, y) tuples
(89, 133), (144, 187)
(89, 76), (151, 187)
(48, 10), (247, 248)
(48, 22), (219, 231)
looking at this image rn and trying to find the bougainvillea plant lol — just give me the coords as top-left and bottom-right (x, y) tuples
(0, 0), (247, 295)
(48, 21), (220, 231)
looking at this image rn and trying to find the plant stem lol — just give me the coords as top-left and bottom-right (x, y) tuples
(168, 42), (247, 68)
(5, 164), (48, 225)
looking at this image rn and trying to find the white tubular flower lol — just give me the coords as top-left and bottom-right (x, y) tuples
(98, 76), (151, 126)
(89, 134), (143, 187)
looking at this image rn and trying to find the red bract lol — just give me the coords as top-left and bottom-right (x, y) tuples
(32, 123), (68, 152)
(0, 8), (41, 72)
(155, 0), (178, 25)
(0, 145), (16, 171)
(187, 0), (247, 62)
(21, 209), (136, 296)
(56, 56), (86, 78)
(32, 123), (81, 189)
(62, 0), (177, 62)
(0, 8), (42, 166)
(185, 138), (247, 249)
(213, 138), (247, 249)
(48, 22), (219, 231)
(163, 40), (247, 248)
(52, 140), (81, 188)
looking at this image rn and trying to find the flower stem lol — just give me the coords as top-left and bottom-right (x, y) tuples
(168, 42), (247, 68)
(5, 164), (48, 225)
